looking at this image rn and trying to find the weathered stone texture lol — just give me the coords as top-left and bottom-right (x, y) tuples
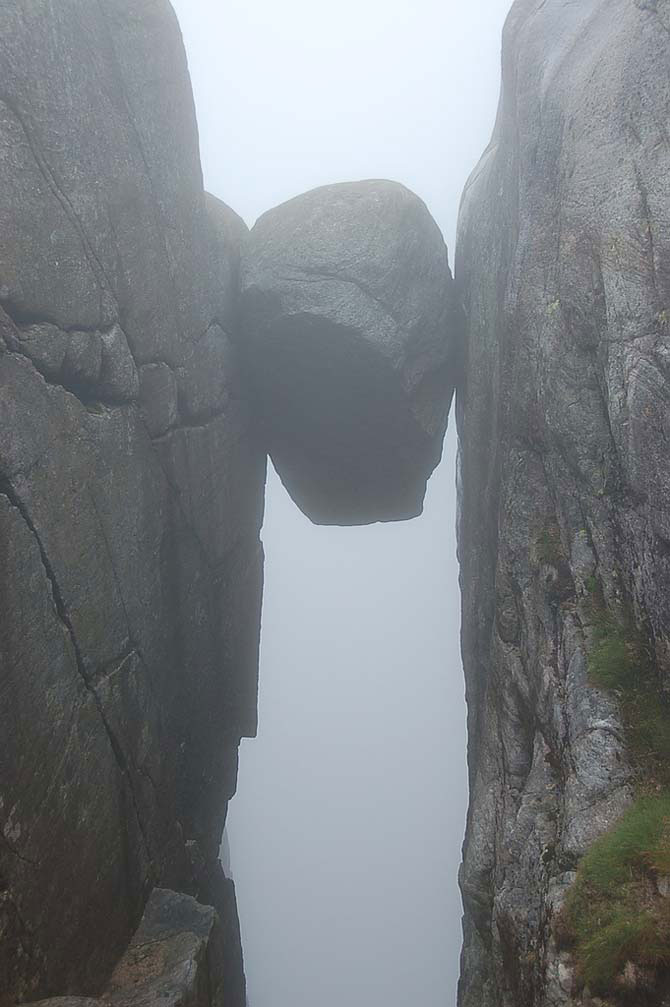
(239, 179), (462, 525)
(0, 2), (263, 1003)
(456, 1), (670, 1004)
(32, 888), (231, 1007)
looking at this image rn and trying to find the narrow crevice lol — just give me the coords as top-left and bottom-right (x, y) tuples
(0, 480), (155, 870)
(171, 406), (231, 432)
(87, 490), (152, 688)
(150, 407), (230, 443)
(7, 346), (130, 411)
(0, 305), (135, 413)
(1, 300), (117, 337)
(96, 647), (139, 687)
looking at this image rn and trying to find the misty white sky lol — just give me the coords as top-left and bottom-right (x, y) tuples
(171, 2), (510, 1004)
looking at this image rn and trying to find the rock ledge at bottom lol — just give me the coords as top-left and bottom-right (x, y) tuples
(30, 889), (227, 1007)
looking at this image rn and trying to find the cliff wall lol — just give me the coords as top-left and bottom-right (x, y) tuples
(0, 2), (264, 1002)
(0, 4), (459, 1004)
(7, 0), (670, 1004)
(456, 1), (670, 1003)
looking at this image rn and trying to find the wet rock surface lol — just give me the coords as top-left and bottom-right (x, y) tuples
(239, 180), (462, 525)
(456, 0), (670, 1004)
(0, 2), (262, 1003)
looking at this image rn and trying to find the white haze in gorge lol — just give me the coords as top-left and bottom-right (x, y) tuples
(170, 1), (511, 1003)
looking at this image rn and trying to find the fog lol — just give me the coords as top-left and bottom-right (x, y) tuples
(171, 2), (510, 1003)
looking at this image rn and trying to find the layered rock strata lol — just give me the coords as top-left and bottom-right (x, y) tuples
(239, 180), (462, 525)
(456, 0), (670, 1004)
(0, 2), (263, 1003)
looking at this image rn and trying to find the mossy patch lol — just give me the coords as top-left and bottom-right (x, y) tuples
(560, 601), (670, 993)
(588, 614), (640, 691)
(561, 796), (670, 993)
(587, 604), (670, 785)
(625, 695), (670, 785)
(535, 522), (563, 567)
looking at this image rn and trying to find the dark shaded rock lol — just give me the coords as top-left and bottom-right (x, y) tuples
(206, 195), (249, 337)
(99, 326), (140, 403)
(239, 179), (461, 525)
(104, 889), (226, 1007)
(456, 1), (670, 1005)
(27, 1001), (99, 1007)
(3, 321), (138, 403)
(187, 860), (247, 1007)
(10, 323), (69, 379)
(177, 325), (234, 422)
(62, 331), (103, 395)
(138, 363), (179, 438)
(0, 2), (263, 1003)
(31, 889), (232, 1007)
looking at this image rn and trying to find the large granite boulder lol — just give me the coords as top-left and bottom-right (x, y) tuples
(239, 180), (462, 525)
(456, 1), (670, 1005)
(0, 2), (263, 1003)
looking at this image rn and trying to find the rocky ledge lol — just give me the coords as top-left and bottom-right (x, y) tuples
(32, 889), (229, 1007)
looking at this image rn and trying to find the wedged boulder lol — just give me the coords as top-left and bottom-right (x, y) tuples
(239, 179), (462, 525)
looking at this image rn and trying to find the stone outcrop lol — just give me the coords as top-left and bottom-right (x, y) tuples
(33, 889), (229, 1007)
(456, 0), (670, 1004)
(0, 2), (459, 1004)
(8, 0), (670, 1003)
(239, 180), (462, 525)
(0, 2), (263, 1003)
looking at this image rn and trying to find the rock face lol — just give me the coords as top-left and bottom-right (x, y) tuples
(13, 0), (670, 1003)
(456, 1), (670, 1004)
(239, 180), (461, 525)
(0, 2), (264, 1003)
(33, 888), (230, 1007)
(0, 2), (461, 1001)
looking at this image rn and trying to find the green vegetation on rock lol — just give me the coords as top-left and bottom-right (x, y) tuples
(587, 611), (639, 692)
(562, 796), (670, 993)
(559, 596), (670, 993)
(587, 602), (670, 783)
(535, 522), (563, 567)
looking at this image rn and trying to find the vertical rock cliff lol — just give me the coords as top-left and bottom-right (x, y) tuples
(0, 2), (264, 1002)
(456, 0), (670, 1003)
(9, 0), (670, 1003)
(0, 4), (462, 1003)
